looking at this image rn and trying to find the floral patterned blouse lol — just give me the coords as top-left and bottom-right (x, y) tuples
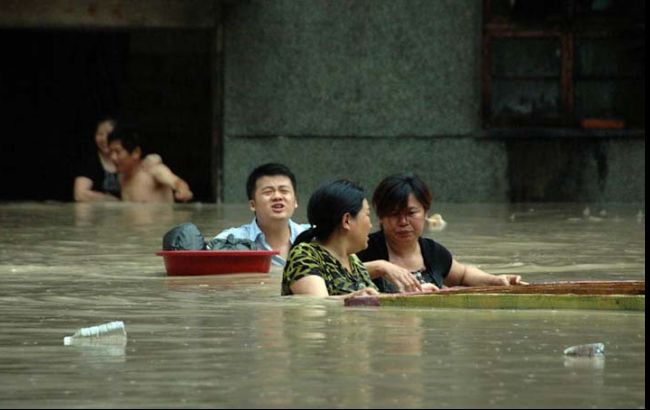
(282, 242), (377, 296)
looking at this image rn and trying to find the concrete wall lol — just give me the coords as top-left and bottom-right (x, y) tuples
(600, 139), (645, 203)
(223, 136), (508, 203)
(224, 0), (480, 137)
(504, 138), (645, 203)
(0, 0), (644, 203)
(222, 0), (645, 204)
(0, 0), (217, 29)
(223, 0), (488, 202)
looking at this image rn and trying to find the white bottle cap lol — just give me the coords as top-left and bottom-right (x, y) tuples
(63, 336), (72, 346)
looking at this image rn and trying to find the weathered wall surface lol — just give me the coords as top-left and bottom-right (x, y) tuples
(0, 0), (644, 203)
(223, 0), (492, 202)
(504, 138), (645, 203)
(222, 0), (644, 204)
(600, 140), (645, 203)
(224, 0), (481, 137)
(0, 0), (217, 28)
(223, 136), (508, 203)
(223, 135), (645, 204)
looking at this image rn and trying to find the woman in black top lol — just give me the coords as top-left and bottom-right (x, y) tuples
(357, 173), (526, 293)
(73, 117), (121, 201)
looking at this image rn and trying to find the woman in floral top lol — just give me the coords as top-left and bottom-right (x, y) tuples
(282, 179), (378, 297)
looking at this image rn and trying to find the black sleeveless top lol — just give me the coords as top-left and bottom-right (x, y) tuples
(77, 150), (120, 197)
(356, 230), (453, 292)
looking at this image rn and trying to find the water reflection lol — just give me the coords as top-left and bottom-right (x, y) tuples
(163, 273), (273, 292)
(563, 356), (606, 370)
(369, 314), (426, 408)
(65, 337), (127, 364)
(74, 202), (183, 230)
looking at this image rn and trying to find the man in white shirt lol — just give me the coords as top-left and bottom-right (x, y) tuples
(213, 163), (309, 266)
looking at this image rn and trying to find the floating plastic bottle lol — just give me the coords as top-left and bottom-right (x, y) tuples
(63, 321), (127, 346)
(563, 342), (605, 357)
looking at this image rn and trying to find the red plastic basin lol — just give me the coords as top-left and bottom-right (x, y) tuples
(156, 250), (279, 276)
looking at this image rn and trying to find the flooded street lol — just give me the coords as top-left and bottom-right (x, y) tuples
(0, 201), (644, 408)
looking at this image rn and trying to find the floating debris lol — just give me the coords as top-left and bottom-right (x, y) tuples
(563, 342), (605, 357)
(426, 213), (447, 231)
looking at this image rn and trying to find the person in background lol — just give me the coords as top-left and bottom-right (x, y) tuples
(107, 124), (193, 203)
(212, 163), (309, 266)
(282, 179), (379, 298)
(357, 172), (527, 293)
(73, 117), (121, 202)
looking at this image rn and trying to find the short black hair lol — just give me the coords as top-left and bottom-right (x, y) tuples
(107, 123), (144, 155)
(372, 172), (432, 218)
(246, 163), (297, 200)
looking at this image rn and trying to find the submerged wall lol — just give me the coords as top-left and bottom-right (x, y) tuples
(222, 135), (645, 204)
(223, 136), (508, 203)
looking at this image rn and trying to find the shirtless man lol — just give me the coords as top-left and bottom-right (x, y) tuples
(107, 126), (193, 203)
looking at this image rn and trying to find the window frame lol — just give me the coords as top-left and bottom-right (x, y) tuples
(481, 0), (645, 134)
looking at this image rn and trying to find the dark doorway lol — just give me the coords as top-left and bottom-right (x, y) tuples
(0, 28), (212, 201)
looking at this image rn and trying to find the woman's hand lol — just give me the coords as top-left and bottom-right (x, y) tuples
(493, 274), (528, 286)
(365, 260), (423, 293)
(420, 283), (439, 292)
(446, 260), (528, 287)
(346, 287), (380, 298)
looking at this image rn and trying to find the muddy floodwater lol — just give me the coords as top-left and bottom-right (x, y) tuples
(0, 202), (644, 408)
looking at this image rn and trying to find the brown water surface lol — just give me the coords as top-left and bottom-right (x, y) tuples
(0, 202), (645, 408)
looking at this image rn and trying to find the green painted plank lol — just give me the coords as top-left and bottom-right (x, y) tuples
(346, 294), (645, 311)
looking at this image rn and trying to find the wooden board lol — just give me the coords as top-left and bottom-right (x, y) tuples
(344, 280), (645, 311)
(432, 280), (644, 295)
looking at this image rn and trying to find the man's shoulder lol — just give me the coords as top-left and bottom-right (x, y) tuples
(214, 221), (258, 240)
(143, 160), (172, 176)
(289, 219), (310, 232)
(143, 154), (163, 168)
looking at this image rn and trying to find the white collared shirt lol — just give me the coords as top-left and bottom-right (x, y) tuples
(213, 218), (309, 266)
